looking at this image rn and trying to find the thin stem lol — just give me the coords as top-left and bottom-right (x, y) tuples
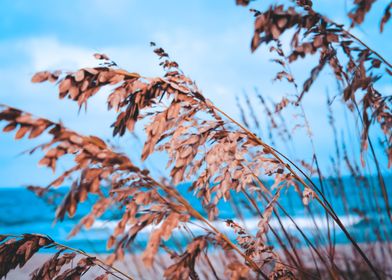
(306, 8), (392, 69)
(149, 178), (269, 279)
(2, 234), (133, 280)
(41, 67), (383, 277)
(208, 103), (381, 280)
(53, 242), (132, 280)
(342, 30), (392, 69)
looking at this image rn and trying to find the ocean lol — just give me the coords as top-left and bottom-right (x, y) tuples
(1, 176), (391, 254)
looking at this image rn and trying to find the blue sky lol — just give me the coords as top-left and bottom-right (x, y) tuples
(0, 0), (391, 186)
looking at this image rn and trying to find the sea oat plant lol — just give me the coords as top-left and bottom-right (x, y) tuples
(0, 1), (391, 279)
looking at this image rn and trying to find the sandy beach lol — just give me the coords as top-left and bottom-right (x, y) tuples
(5, 242), (392, 279)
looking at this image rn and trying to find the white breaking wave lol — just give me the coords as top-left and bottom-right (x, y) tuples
(90, 214), (362, 237)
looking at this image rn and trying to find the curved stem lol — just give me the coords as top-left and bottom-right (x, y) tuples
(53, 242), (133, 280)
(307, 8), (392, 69)
(150, 178), (269, 279)
(2, 234), (134, 280)
(342, 30), (392, 69)
(208, 103), (381, 280)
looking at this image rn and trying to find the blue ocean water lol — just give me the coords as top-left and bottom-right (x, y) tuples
(0, 176), (391, 253)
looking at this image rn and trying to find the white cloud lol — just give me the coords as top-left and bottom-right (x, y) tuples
(0, 34), (333, 144)
(26, 38), (97, 71)
(0, 28), (381, 186)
